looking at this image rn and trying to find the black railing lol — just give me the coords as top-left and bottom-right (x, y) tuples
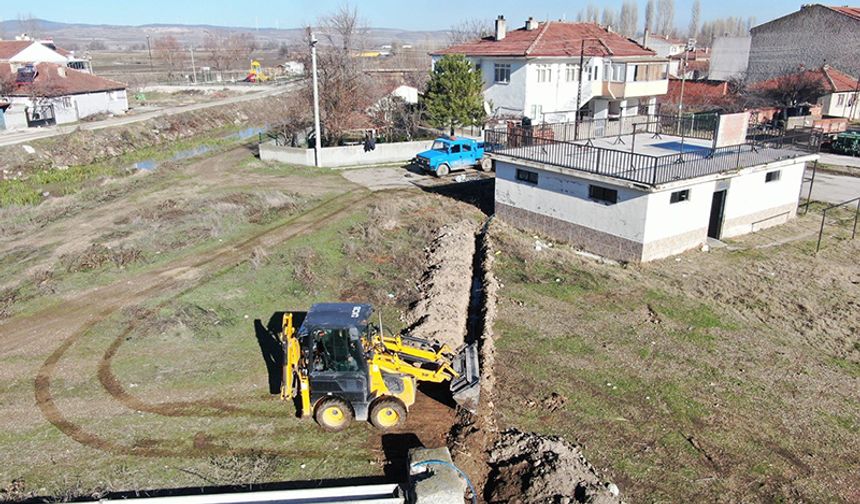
(484, 129), (810, 187)
(519, 113), (719, 143)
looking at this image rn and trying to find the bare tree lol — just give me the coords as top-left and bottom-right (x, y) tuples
(752, 67), (828, 121)
(601, 7), (618, 29)
(153, 35), (184, 74)
(619, 1), (639, 37)
(586, 4), (600, 23)
(18, 14), (40, 39)
(645, 0), (656, 32)
(204, 31), (257, 71)
(689, 0), (701, 39)
(657, 0), (675, 35)
(320, 2), (367, 53)
(448, 18), (491, 44)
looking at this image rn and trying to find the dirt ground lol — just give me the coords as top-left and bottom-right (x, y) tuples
(0, 144), (487, 500)
(490, 208), (860, 503)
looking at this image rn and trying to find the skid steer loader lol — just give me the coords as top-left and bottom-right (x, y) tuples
(279, 303), (480, 431)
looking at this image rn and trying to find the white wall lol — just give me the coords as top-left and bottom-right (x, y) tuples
(3, 90), (128, 128)
(9, 42), (69, 64)
(721, 160), (806, 238)
(494, 160), (650, 242)
(260, 139), (434, 168)
(821, 92), (860, 120)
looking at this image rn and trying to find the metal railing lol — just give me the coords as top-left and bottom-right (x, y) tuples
(519, 113), (719, 143)
(815, 196), (860, 253)
(484, 129), (810, 187)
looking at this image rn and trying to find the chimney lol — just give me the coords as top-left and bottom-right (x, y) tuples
(525, 17), (539, 31)
(495, 15), (507, 41)
(643, 29), (650, 48)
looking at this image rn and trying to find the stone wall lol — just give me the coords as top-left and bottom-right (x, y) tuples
(749, 5), (860, 81)
(259, 139), (433, 168)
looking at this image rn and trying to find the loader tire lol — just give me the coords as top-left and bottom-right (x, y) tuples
(315, 397), (353, 432)
(370, 398), (407, 431)
(436, 164), (450, 177)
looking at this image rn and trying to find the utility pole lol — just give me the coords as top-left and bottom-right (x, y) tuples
(146, 34), (153, 72)
(574, 39), (587, 141)
(309, 29), (322, 167)
(190, 45), (197, 84)
(677, 38), (696, 135)
(850, 73), (860, 122)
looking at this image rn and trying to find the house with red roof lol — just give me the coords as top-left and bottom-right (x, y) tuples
(432, 16), (669, 123)
(749, 5), (860, 81)
(752, 65), (860, 120)
(0, 37), (92, 73)
(0, 62), (128, 129)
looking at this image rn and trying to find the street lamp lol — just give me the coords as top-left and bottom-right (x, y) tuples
(308, 29), (322, 167)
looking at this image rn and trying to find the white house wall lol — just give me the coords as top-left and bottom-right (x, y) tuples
(3, 90), (128, 128)
(640, 179), (716, 260)
(471, 58), (528, 117)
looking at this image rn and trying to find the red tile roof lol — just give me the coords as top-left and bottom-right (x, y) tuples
(826, 5), (860, 21)
(0, 41), (35, 60)
(0, 62), (126, 97)
(433, 21), (655, 58)
(753, 65), (860, 94)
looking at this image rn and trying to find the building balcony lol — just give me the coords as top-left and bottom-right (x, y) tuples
(601, 79), (669, 99)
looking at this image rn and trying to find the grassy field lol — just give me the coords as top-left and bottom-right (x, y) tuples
(0, 144), (484, 500)
(490, 210), (860, 503)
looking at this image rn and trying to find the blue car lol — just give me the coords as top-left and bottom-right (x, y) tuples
(414, 137), (492, 177)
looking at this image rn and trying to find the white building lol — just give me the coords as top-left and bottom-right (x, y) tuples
(432, 17), (670, 123)
(486, 112), (817, 262)
(0, 38), (93, 73)
(0, 62), (128, 129)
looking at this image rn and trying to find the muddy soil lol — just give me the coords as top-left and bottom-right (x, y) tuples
(401, 220), (479, 349)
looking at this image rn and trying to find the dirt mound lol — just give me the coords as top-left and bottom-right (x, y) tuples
(401, 220), (478, 348)
(486, 429), (621, 504)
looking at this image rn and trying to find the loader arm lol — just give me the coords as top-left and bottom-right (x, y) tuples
(280, 313), (311, 417)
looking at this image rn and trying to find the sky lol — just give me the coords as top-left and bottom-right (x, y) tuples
(9, 0), (804, 32)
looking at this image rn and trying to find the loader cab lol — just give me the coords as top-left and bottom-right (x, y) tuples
(299, 304), (374, 421)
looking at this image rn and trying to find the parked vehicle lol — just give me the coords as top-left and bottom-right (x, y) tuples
(831, 132), (860, 157)
(414, 137), (492, 177)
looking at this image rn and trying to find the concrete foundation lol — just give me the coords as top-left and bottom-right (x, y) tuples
(408, 447), (467, 504)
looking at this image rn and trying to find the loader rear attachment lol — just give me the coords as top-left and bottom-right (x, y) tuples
(450, 343), (481, 413)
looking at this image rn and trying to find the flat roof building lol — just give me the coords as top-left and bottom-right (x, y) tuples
(486, 113), (817, 262)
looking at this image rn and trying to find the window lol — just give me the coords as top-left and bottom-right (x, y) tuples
(451, 144), (461, 154)
(475, 62), (482, 72)
(529, 104), (543, 120)
(605, 63), (626, 82)
(670, 189), (690, 203)
(516, 169), (539, 184)
(588, 65), (599, 81)
(463, 144), (472, 152)
(565, 64), (579, 82)
(589, 185), (618, 204)
(633, 63), (668, 81)
(494, 63), (511, 83)
(536, 64), (552, 83)
(431, 140), (449, 151)
(765, 170), (781, 183)
(836, 94), (846, 106)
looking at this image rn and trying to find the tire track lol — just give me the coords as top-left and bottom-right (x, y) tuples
(30, 188), (372, 457)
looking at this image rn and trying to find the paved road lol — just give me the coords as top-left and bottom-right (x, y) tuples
(803, 168), (860, 204)
(0, 84), (293, 148)
(818, 152), (860, 168)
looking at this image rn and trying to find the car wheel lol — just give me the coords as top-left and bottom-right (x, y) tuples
(436, 164), (450, 177)
(479, 157), (493, 172)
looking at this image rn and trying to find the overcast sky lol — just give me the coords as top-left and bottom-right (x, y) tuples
(10, 0), (802, 31)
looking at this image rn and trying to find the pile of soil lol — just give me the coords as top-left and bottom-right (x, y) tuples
(401, 220), (478, 349)
(486, 429), (621, 504)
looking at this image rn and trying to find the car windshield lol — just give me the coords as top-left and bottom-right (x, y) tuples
(432, 140), (449, 152)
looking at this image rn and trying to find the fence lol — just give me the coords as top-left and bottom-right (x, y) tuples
(508, 113), (720, 144)
(815, 196), (860, 253)
(484, 128), (810, 187)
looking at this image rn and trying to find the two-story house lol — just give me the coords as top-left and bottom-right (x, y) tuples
(432, 16), (670, 123)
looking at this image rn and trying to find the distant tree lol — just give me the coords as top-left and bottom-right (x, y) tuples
(18, 14), (40, 39)
(645, 0), (656, 32)
(86, 40), (107, 51)
(204, 31), (256, 71)
(424, 54), (485, 135)
(153, 35), (184, 74)
(601, 7), (617, 29)
(752, 68), (828, 122)
(689, 0), (701, 39)
(278, 42), (290, 59)
(586, 4), (600, 23)
(657, 0), (675, 35)
(698, 17), (749, 45)
(448, 18), (492, 45)
(321, 2), (367, 53)
(619, 1), (639, 37)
